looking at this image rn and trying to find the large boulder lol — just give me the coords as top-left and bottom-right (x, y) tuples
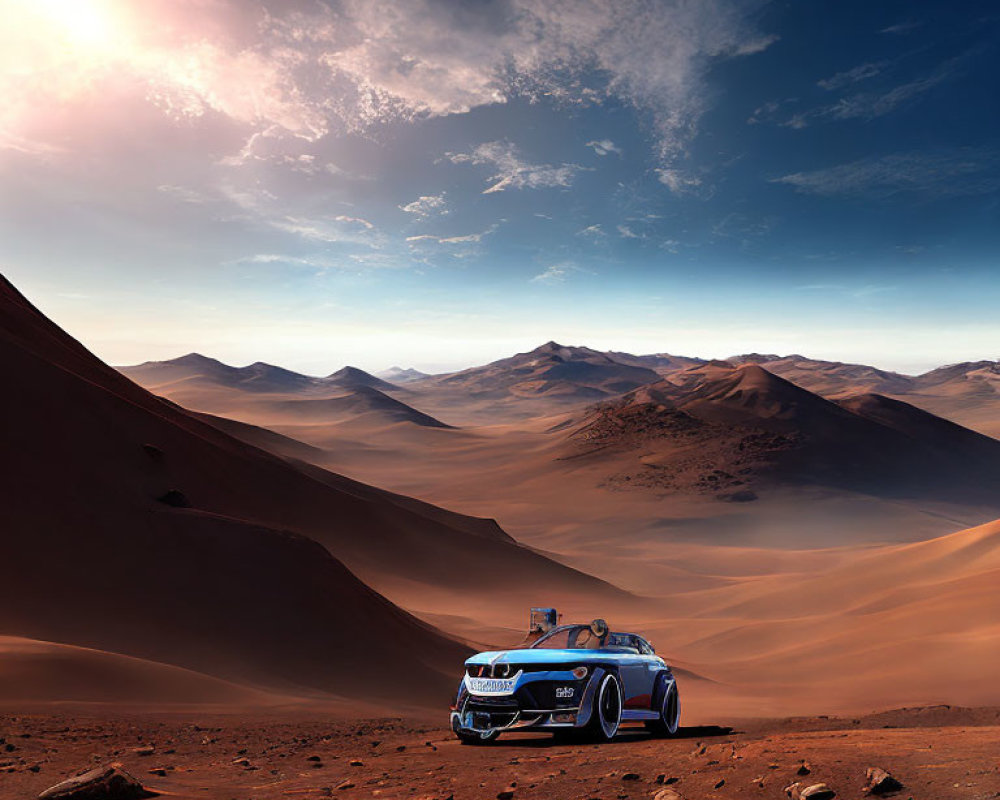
(865, 767), (903, 795)
(38, 763), (147, 800)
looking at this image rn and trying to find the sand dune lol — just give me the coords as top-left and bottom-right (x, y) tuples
(641, 517), (1000, 715)
(0, 636), (281, 707)
(0, 274), (621, 705)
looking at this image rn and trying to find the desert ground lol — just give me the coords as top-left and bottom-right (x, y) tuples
(4, 706), (1000, 799)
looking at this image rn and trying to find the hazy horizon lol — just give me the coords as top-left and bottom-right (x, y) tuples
(111, 334), (996, 379)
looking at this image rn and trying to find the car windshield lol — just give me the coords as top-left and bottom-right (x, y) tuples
(531, 625), (606, 650)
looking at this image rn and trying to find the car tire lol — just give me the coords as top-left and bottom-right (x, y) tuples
(645, 675), (680, 737)
(456, 729), (500, 745)
(583, 672), (622, 742)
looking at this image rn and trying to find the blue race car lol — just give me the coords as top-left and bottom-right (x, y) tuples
(450, 617), (681, 744)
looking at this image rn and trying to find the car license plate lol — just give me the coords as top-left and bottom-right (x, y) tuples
(555, 686), (574, 699)
(467, 676), (517, 695)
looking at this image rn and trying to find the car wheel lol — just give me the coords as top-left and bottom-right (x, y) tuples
(584, 672), (622, 742)
(456, 729), (500, 745)
(645, 676), (680, 737)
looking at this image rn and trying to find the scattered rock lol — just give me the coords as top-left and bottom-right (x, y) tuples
(29, 764), (41, 772)
(797, 763), (811, 776)
(349, 759), (364, 767)
(147, 768), (167, 777)
(497, 788), (516, 800)
(306, 755), (322, 762)
(714, 778), (725, 789)
(653, 789), (683, 800)
(131, 746), (154, 757)
(864, 767), (903, 795)
(232, 757), (251, 767)
(38, 762), (147, 800)
(424, 740), (438, 751)
(622, 772), (640, 781)
(785, 782), (836, 800)
(396, 745), (406, 752)
(336, 779), (355, 790)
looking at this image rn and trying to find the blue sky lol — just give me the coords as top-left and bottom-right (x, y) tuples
(1, 0), (998, 373)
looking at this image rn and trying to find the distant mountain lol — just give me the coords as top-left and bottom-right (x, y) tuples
(913, 359), (1000, 389)
(122, 355), (449, 429)
(725, 354), (915, 397)
(124, 353), (321, 393)
(566, 362), (1000, 504)
(326, 365), (400, 392)
(603, 350), (704, 372)
(378, 366), (430, 383)
(720, 354), (1000, 438)
(264, 385), (452, 428)
(419, 341), (661, 401)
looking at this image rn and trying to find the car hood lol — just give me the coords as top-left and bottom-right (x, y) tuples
(466, 648), (603, 666)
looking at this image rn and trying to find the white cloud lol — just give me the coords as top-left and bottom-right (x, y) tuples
(772, 149), (1000, 198)
(399, 193), (448, 217)
(578, 224), (605, 237)
(617, 224), (642, 239)
(530, 262), (591, 284)
(333, 215), (374, 230)
(656, 168), (703, 194)
(586, 139), (622, 157)
(406, 224), (500, 245)
(445, 141), (585, 194)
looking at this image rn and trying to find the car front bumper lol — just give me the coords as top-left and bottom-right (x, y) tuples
(450, 667), (608, 735)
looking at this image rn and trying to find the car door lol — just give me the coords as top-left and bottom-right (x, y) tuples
(616, 635), (652, 708)
(635, 637), (663, 708)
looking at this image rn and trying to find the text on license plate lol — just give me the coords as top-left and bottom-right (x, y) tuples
(467, 676), (517, 694)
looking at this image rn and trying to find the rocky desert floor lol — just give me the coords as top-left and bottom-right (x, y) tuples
(3, 705), (999, 800)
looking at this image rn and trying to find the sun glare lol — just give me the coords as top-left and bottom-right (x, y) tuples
(29, 0), (117, 49)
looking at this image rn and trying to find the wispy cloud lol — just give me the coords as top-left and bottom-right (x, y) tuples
(881, 20), (922, 35)
(585, 139), (622, 157)
(578, 224), (605, 237)
(399, 193), (448, 217)
(406, 224), (500, 246)
(530, 262), (592, 284)
(817, 61), (888, 91)
(444, 141), (585, 194)
(772, 148), (1000, 198)
(617, 224), (643, 239)
(656, 168), (703, 195)
(783, 57), (960, 129)
(270, 215), (375, 243)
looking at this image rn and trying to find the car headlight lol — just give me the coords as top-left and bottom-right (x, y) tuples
(572, 665), (589, 680)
